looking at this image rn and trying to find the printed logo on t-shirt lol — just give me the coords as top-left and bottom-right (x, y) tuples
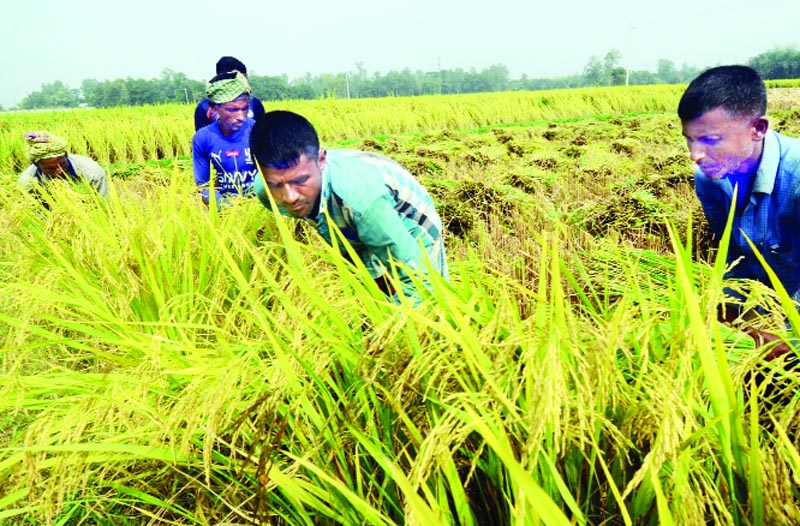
(226, 150), (239, 157)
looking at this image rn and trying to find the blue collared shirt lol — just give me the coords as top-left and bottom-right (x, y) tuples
(695, 130), (800, 301)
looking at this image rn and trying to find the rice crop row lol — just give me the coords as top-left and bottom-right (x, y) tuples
(0, 85), (692, 175)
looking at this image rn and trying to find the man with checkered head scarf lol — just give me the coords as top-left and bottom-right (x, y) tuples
(191, 71), (260, 207)
(193, 56), (265, 131)
(18, 130), (109, 201)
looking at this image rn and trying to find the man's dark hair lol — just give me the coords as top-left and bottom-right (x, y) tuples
(250, 111), (320, 169)
(216, 56), (247, 75)
(678, 65), (767, 121)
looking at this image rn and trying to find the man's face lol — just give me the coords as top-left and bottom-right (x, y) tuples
(215, 96), (249, 136)
(263, 151), (325, 218)
(681, 106), (767, 180)
(36, 155), (70, 178)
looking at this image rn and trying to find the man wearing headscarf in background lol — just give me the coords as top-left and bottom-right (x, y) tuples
(193, 56), (265, 131)
(18, 131), (109, 201)
(192, 71), (259, 207)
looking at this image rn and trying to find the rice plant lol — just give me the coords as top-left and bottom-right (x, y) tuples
(1, 89), (800, 525)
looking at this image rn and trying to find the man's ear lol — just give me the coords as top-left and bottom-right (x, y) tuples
(318, 149), (327, 171)
(752, 117), (769, 140)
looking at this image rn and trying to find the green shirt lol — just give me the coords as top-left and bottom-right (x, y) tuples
(255, 149), (448, 300)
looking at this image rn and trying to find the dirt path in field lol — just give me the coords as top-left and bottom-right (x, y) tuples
(767, 88), (800, 111)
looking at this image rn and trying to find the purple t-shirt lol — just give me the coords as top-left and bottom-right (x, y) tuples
(192, 118), (258, 204)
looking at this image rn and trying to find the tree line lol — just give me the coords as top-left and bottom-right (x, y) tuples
(11, 46), (800, 111)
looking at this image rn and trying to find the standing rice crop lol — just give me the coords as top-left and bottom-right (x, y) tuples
(2, 95), (800, 525)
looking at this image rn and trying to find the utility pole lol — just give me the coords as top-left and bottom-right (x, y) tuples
(625, 24), (635, 86)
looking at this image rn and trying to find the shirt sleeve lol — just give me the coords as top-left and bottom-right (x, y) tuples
(18, 165), (38, 191)
(695, 175), (751, 281)
(77, 159), (108, 197)
(194, 101), (211, 131)
(90, 171), (109, 197)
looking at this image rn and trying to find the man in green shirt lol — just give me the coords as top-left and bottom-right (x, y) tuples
(249, 110), (449, 302)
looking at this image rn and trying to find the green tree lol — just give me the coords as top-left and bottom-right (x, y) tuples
(678, 63), (700, 83)
(656, 59), (679, 84)
(421, 71), (442, 95)
(748, 46), (800, 80)
(81, 79), (99, 105)
(349, 61), (370, 98)
(383, 69), (420, 96)
(309, 73), (341, 97)
(19, 81), (80, 109)
(88, 79), (131, 108)
(248, 75), (290, 101)
(603, 50), (621, 85)
(583, 55), (604, 86)
(126, 78), (160, 105)
(627, 70), (660, 85)
(482, 64), (511, 92)
(441, 68), (467, 94)
(158, 69), (203, 104)
(609, 67), (627, 86)
(288, 82), (316, 100)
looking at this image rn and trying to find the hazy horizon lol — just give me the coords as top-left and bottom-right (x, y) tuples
(1, 0), (797, 108)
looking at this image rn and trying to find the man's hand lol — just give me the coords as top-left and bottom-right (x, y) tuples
(744, 327), (793, 361)
(718, 303), (794, 361)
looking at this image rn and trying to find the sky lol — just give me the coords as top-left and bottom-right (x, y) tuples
(1, 0), (798, 108)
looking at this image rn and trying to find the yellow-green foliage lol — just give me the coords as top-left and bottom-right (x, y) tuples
(766, 79), (800, 88)
(0, 85), (689, 176)
(0, 106), (191, 173)
(1, 89), (800, 526)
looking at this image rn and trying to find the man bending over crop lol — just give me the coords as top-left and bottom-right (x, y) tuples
(679, 65), (800, 365)
(249, 110), (449, 303)
(19, 130), (109, 202)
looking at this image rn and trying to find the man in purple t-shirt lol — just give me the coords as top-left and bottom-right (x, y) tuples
(192, 71), (259, 206)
